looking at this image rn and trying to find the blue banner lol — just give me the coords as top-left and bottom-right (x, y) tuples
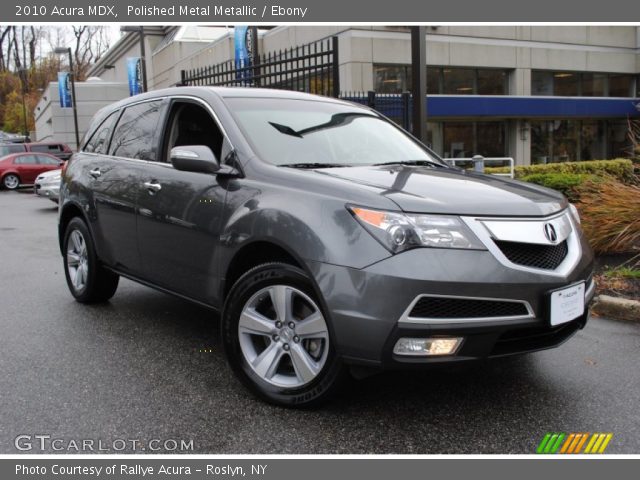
(234, 26), (257, 83)
(234, 26), (249, 70)
(127, 57), (143, 96)
(57, 72), (72, 108)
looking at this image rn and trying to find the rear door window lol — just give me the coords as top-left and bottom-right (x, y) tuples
(109, 100), (166, 161)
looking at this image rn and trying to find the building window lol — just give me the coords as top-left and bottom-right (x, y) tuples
(372, 65), (509, 95)
(532, 70), (637, 97)
(581, 73), (607, 97)
(531, 119), (630, 163)
(373, 65), (411, 93)
(477, 69), (508, 95)
(608, 74), (635, 97)
(532, 71), (554, 96)
(443, 68), (475, 95)
(441, 121), (507, 158)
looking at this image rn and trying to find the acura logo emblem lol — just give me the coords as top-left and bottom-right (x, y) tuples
(543, 223), (558, 243)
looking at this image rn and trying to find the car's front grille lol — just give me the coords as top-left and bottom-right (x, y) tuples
(494, 240), (568, 270)
(409, 296), (530, 319)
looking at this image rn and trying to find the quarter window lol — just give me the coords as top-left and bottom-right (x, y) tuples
(109, 100), (165, 160)
(84, 111), (120, 154)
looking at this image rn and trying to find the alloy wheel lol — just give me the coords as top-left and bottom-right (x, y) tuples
(238, 285), (330, 388)
(66, 230), (89, 292)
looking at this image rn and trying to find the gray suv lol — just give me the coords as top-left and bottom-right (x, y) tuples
(59, 87), (595, 406)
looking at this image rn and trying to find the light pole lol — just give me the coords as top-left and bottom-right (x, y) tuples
(120, 26), (148, 92)
(54, 47), (80, 150)
(17, 68), (29, 140)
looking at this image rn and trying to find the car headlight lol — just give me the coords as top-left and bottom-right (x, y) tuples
(348, 206), (485, 253)
(569, 203), (581, 225)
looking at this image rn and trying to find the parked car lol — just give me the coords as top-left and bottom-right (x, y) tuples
(0, 141), (73, 161)
(59, 87), (595, 407)
(0, 152), (63, 190)
(34, 169), (62, 203)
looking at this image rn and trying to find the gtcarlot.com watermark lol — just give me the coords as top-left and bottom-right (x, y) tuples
(14, 434), (194, 452)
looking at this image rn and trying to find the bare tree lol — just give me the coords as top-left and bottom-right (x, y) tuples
(71, 26), (111, 80)
(0, 26), (11, 71)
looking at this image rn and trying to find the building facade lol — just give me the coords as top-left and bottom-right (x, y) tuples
(34, 80), (129, 150)
(87, 26), (640, 164)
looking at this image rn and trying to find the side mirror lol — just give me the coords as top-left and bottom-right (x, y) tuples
(170, 145), (220, 174)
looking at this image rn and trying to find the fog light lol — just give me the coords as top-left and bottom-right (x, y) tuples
(393, 337), (462, 356)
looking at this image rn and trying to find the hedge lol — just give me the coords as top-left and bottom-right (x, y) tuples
(484, 159), (635, 183)
(519, 173), (600, 201)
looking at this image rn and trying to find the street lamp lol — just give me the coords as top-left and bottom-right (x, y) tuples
(54, 47), (80, 150)
(120, 26), (148, 92)
(17, 68), (30, 141)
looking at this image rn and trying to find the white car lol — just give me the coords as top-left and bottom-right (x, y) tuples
(34, 169), (62, 203)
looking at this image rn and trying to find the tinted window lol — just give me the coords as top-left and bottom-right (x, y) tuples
(36, 155), (60, 165)
(0, 144), (26, 157)
(109, 100), (165, 160)
(13, 155), (38, 165)
(31, 144), (62, 153)
(84, 111), (120, 154)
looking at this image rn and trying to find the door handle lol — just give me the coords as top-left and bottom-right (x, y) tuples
(89, 168), (101, 178)
(143, 181), (162, 194)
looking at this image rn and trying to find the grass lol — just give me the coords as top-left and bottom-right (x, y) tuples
(604, 267), (640, 279)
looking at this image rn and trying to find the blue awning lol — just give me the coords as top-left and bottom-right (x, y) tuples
(426, 95), (640, 118)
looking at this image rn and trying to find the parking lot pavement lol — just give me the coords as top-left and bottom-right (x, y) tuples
(1, 189), (639, 454)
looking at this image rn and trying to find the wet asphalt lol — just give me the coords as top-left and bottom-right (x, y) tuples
(0, 189), (639, 454)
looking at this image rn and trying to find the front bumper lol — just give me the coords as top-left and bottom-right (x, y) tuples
(34, 183), (60, 202)
(307, 228), (595, 368)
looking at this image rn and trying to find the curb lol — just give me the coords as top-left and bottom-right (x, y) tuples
(592, 295), (640, 323)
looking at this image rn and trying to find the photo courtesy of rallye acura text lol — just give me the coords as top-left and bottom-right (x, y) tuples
(58, 87), (595, 407)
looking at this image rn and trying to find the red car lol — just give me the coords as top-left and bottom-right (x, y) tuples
(0, 152), (63, 190)
(0, 141), (73, 161)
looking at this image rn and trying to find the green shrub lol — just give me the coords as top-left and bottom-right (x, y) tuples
(519, 173), (599, 201)
(484, 159), (635, 183)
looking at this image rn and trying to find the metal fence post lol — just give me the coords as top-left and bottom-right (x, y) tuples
(367, 90), (376, 109)
(331, 36), (340, 98)
(179, 70), (186, 86)
(401, 92), (411, 130)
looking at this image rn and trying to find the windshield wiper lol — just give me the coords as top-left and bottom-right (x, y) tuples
(280, 162), (351, 169)
(371, 160), (445, 168)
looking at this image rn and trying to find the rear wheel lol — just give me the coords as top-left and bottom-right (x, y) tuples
(2, 174), (20, 190)
(63, 217), (119, 303)
(222, 263), (346, 407)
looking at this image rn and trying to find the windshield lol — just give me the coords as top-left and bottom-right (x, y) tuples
(226, 98), (444, 167)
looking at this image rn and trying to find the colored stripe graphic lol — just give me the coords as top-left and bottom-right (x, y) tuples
(537, 433), (613, 454)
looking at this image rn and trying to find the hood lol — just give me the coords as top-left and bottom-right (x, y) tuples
(314, 165), (567, 217)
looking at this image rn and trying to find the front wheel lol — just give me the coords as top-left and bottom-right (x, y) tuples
(63, 217), (119, 303)
(222, 263), (346, 407)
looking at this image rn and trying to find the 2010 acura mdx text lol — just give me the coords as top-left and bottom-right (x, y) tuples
(58, 87), (595, 406)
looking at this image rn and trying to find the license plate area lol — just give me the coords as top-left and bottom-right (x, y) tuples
(549, 282), (585, 326)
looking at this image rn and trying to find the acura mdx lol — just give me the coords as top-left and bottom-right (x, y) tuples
(59, 87), (595, 406)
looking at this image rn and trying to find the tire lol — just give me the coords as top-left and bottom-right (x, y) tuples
(2, 174), (20, 190)
(63, 217), (119, 303)
(222, 262), (346, 407)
